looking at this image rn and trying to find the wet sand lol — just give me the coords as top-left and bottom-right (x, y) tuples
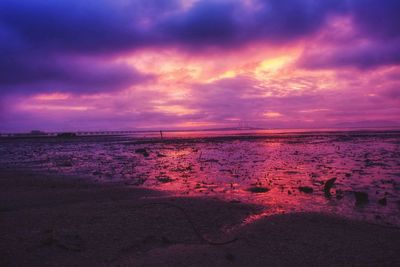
(1, 132), (400, 226)
(1, 168), (400, 266)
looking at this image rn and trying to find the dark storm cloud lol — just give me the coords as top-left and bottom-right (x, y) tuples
(160, 1), (238, 46)
(0, 0), (146, 54)
(350, 0), (400, 40)
(0, 0), (347, 53)
(299, 0), (400, 69)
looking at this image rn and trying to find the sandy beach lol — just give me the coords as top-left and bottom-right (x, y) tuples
(1, 168), (399, 267)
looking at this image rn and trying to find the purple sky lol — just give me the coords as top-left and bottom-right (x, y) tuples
(1, 0), (399, 132)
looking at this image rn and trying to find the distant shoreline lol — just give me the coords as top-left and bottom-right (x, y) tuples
(2, 125), (400, 136)
(1, 127), (400, 141)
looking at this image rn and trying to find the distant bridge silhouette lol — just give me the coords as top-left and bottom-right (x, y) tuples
(0, 130), (150, 138)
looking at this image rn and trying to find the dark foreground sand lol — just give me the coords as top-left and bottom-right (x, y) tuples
(1, 169), (399, 267)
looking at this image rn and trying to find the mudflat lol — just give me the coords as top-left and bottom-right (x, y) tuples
(2, 132), (399, 226)
(1, 169), (399, 267)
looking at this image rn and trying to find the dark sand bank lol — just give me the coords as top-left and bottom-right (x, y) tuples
(1, 169), (400, 267)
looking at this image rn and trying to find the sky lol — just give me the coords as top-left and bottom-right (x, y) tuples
(0, 0), (399, 132)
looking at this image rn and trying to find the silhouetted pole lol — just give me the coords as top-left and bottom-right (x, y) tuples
(160, 130), (163, 140)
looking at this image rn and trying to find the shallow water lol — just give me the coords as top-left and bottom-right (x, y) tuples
(1, 130), (399, 226)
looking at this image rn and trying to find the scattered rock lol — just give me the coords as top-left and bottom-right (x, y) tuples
(299, 186), (313, 194)
(285, 171), (299, 175)
(135, 148), (149, 157)
(156, 176), (173, 183)
(131, 177), (147, 186)
(354, 191), (369, 205)
(139, 235), (173, 252)
(204, 159), (219, 163)
(335, 189), (343, 200)
(225, 253), (235, 262)
(161, 236), (172, 244)
(312, 181), (324, 186)
(378, 197), (387, 206)
(248, 187), (269, 193)
(40, 231), (55, 246)
(55, 233), (84, 251)
(41, 230), (84, 252)
(324, 178), (336, 197)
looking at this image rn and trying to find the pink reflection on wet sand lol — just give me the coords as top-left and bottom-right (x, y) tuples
(1, 130), (399, 226)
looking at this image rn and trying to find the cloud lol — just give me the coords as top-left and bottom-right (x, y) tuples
(155, 0), (348, 50)
(1, 0), (399, 62)
(1, 0), (400, 131)
(0, 0), (346, 53)
(300, 39), (400, 70)
(0, 53), (152, 95)
(183, 75), (323, 123)
(0, 0), (148, 54)
(159, 1), (238, 47)
(350, 0), (400, 40)
(298, 0), (400, 70)
(2, 0), (399, 91)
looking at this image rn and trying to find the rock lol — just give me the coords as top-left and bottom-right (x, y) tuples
(248, 187), (269, 193)
(132, 177), (147, 186)
(299, 186), (313, 194)
(56, 233), (84, 251)
(135, 148), (149, 157)
(324, 178), (336, 197)
(40, 231), (55, 247)
(161, 236), (172, 244)
(336, 189), (343, 200)
(225, 253), (235, 262)
(43, 230), (85, 252)
(156, 176), (173, 183)
(354, 191), (369, 205)
(378, 197), (387, 206)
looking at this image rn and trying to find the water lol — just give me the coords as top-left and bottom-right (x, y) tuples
(1, 129), (399, 226)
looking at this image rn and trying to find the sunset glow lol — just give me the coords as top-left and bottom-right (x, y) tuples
(1, 0), (399, 131)
(1, 2), (400, 264)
